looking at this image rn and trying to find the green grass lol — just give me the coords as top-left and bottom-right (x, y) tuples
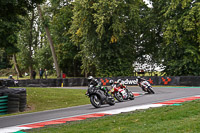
(1, 87), (90, 116)
(0, 71), (165, 80)
(0, 75), (58, 80)
(26, 87), (90, 112)
(27, 100), (200, 133)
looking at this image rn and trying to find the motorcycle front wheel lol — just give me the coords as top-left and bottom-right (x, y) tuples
(128, 90), (135, 100)
(108, 97), (115, 106)
(147, 87), (155, 94)
(90, 95), (101, 108)
(114, 92), (124, 102)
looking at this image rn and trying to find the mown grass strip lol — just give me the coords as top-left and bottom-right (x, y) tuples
(26, 87), (90, 112)
(27, 100), (200, 133)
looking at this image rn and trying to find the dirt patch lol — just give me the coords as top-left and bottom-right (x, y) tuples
(25, 104), (35, 112)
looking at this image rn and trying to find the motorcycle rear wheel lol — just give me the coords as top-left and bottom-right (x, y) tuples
(108, 97), (115, 106)
(90, 95), (101, 108)
(114, 92), (124, 102)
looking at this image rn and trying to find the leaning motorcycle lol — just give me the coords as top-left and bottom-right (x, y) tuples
(110, 84), (134, 102)
(139, 81), (155, 94)
(86, 85), (115, 108)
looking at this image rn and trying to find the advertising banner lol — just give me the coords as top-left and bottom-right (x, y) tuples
(13, 76), (200, 87)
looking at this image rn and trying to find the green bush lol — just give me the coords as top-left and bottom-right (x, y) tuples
(0, 68), (17, 77)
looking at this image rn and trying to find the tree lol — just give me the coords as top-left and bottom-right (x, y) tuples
(132, 0), (170, 75)
(16, 7), (41, 78)
(28, 4), (35, 79)
(13, 54), (22, 78)
(37, 5), (61, 78)
(0, 0), (43, 51)
(0, 0), (43, 78)
(50, 4), (82, 77)
(69, 0), (145, 77)
(162, 0), (200, 75)
(0, 49), (11, 69)
(34, 43), (54, 72)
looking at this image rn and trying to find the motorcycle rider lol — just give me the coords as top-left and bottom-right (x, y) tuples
(137, 76), (150, 92)
(109, 79), (126, 89)
(87, 76), (110, 96)
(8, 75), (19, 87)
(110, 79), (134, 100)
(116, 79), (126, 89)
(87, 76), (100, 87)
(109, 80), (114, 87)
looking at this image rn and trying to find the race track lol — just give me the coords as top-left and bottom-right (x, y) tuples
(1, 86), (200, 131)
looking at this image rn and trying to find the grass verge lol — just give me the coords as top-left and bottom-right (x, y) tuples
(27, 100), (200, 133)
(26, 87), (90, 111)
(1, 87), (90, 117)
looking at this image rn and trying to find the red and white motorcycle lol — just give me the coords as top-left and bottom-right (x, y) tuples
(109, 80), (134, 102)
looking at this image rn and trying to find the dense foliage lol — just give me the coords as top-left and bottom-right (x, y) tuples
(69, 0), (145, 77)
(51, 3), (82, 76)
(0, 0), (43, 52)
(0, 0), (200, 77)
(162, 0), (200, 76)
(0, 0), (43, 72)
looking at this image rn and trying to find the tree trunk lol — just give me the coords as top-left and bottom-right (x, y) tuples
(28, 7), (35, 80)
(37, 5), (61, 78)
(13, 54), (22, 79)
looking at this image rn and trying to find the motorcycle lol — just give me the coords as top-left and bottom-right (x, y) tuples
(139, 81), (155, 94)
(86, 85), (115, 108)
(110, 83), (134, 102)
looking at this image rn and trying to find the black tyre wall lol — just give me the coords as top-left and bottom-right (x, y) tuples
(3, 88), (27, 113)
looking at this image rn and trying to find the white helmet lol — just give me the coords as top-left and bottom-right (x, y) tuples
(87, 76), (94, 82)
(109, 80), (114, 85)
(117, 79), (122, 83)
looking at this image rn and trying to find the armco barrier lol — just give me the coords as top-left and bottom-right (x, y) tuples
(15, 76), (200, 87)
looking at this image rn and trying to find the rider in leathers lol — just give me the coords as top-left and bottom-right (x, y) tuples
(87, 76), (110, 96)
(116, 79), (126, 89)
(137, 76), (149, 91)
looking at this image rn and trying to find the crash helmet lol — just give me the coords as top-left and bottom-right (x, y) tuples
(87, 76), (94, 82)
(117, 79), (122, 83)
(109, 80), (114, 85)
(94, 79), (98, 83)
(137, 76), (141, 83)
(9, 75), (13, 79)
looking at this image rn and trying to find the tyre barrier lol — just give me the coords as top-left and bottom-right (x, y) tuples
(7, 89), (27, 114)
(7, 94), (20, 114)
(0, 96), (8, 115)
(0, 88), (27, 114)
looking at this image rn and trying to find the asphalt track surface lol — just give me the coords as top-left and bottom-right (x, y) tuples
(1, 86), (200, 128)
